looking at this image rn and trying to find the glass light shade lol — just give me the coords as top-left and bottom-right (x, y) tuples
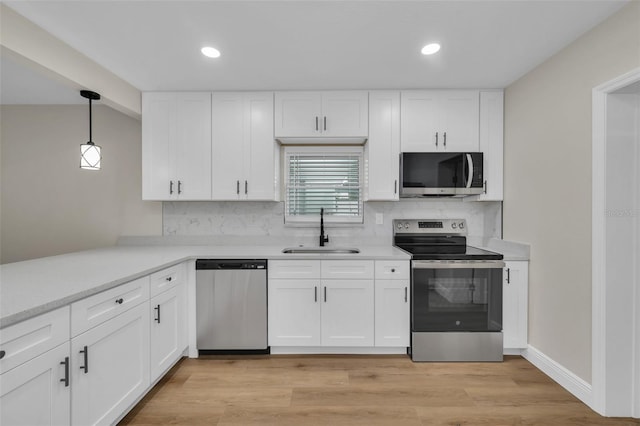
(80, 142), (101, 170)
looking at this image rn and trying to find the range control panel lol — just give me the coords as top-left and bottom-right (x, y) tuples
(392, 219), (467, 235)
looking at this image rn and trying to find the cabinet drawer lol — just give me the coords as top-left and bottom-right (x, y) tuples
(321, 261), (374, 280)
(0, 307), (70, 374)
(71, 276), (150, 337)
(269, 260), (321, 279)
(375, 261), (410, 280)
(150, 263), (184, 298)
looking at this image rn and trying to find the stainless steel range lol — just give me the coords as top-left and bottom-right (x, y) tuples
(393, 219), (505, 362)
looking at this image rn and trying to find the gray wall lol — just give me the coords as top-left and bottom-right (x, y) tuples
(0, 105), (162, 264)
(503, 1), (640, 382)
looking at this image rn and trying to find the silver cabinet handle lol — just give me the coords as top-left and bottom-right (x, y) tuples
(169, 180), (174, 195)
(314, 286), (318, 302)
(443, 132), (447, 147)
(60, 357), (70, 387)
(0, 350), (5, 359)
(245, 180), (248, 195)
(166, 276), (173, 282)
(324, 116), (327, 131)
(237, 180), (240, 195)
(394, 180), (397, 194)
(435, 132), (438, 147)
(115, 298), (124, 304)
(404, 287), (408, 303)
(79, 346), (88, 374)
(506, 268), (511, 284)
(324, 286), (327, 302)
(177, 180), (182, 194)
(315, 116), (319, 131)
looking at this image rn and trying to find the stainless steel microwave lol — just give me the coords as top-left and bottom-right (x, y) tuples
(399, 152), (484, 197)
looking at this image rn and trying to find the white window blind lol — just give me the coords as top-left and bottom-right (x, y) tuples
(284, 147), (363, 223)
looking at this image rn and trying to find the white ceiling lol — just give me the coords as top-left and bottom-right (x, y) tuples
(1, 0), (630, 104)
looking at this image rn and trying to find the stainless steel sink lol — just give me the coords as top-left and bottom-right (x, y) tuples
(281, 247), (360, 254)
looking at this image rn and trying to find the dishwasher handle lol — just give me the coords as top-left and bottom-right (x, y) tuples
(196, 259), (267, 270)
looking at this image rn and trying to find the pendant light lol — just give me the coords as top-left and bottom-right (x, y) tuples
(79, 90), (101, 170)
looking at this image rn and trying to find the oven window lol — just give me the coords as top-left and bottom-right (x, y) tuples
(412, 267), (502, 332)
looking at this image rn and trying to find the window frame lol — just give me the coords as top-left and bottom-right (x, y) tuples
(283, 146), (364, 224)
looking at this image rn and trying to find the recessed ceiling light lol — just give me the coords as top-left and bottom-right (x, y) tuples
(421, 43), (441, 55)
(201, 46), (221, 58)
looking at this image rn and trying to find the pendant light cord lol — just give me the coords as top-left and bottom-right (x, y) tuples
(89, 98), (92, 143)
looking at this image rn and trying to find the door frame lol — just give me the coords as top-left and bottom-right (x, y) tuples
(592, 67), (640, 417)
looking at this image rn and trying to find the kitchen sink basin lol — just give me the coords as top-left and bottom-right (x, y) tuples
(281, 247), (360, 254)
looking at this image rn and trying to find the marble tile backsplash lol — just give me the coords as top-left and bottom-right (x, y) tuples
(163, 200), (502, 245)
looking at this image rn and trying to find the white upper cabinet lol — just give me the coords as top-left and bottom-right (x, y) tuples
(400, 90), (480, 152)
(275, 91), (368, 140)
(142, 92), (212, 200)
(366, 91), (401, 201)
(211, 92), (277, 201)
(476, 91), (504, 201)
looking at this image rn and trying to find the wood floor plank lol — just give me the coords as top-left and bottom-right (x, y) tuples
(218, 406), (422, 426)
(119, 355), (640, 426)
(291, 386), (476, 407)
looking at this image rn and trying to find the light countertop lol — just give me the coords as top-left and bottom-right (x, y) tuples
(0, 244), (410, 328)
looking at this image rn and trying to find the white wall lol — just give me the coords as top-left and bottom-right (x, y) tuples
(504, 1), (640, 382)
(0, 105), (162, 264)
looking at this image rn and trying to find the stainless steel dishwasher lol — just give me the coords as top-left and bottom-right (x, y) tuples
(195, 259), (268, 354)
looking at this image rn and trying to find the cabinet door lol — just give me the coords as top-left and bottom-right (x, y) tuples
(400, 90), (440, 152)
(477, 91), (504, 201)
(366, 91), (400, 200)
(244, 92), (277, 200)
(174, 92), (212, 200)
(150, 284), (186, 381)
(321, 280), (374, 346)
(374, 280), (409, 347)
(142, 92), (174, 200)
(211, 92), (245, 200)
(274, 92), (322, 137)
(71, 302), (150, 426)
(503, 261), (529, 349)
(321, 91), (368, 137)
(268, 279), (320, 346)
(439, 90), (480, 152)
(0, 344), (70, 426)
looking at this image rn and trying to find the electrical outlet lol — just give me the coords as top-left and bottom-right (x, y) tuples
(375, 213), (384, 225)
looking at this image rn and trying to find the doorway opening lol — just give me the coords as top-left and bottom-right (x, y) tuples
(592, 68), (640, 418)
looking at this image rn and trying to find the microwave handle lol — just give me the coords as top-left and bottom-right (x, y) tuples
(466, 154), (474, 188)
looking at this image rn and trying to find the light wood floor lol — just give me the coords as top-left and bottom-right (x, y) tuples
(119, 355), (640, 425)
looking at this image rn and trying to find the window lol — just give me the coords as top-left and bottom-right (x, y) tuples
(284, 146), (363, 224)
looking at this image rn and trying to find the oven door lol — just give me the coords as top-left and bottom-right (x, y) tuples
(412, 260), (504, 332)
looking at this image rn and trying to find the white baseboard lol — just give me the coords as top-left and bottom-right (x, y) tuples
(522, 345), (593, 407)
(503, 348), (524, 356)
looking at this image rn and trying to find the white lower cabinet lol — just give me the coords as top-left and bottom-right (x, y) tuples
(374, 280), (410, 347)
(321, 280), (374, 346)
(150, 283), (186, 381)
(268, 279), (321, 346)
(71, 302), (150, 426)
(503, 261), (529, 350)
(0, 343), (70, 426)
(269, 260), (408, 349)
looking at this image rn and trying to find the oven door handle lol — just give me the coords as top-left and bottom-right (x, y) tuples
(412, 260), (505, 269)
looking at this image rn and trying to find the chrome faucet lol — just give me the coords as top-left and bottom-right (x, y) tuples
(319, 208), (329, 247)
